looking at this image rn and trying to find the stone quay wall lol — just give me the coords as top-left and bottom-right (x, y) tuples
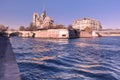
(7, 29), (79, 39)
(98, 32), (120, 37)
(0, 37), (21, 80)
(80, 31), (92, 38)
(92, 30), (120, 37)
(34, 29), (69, 39)
(7, 29), (110, 38)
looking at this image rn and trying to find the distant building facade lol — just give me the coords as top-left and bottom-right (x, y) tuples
(72, 18), (102, 31)
(33, 11), (54, 29)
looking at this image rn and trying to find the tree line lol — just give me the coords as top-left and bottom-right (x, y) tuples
(19, 23), (73, 31)
(0, 23), (73, 32)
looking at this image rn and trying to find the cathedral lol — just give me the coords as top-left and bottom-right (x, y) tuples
(33, 10), (54, 29)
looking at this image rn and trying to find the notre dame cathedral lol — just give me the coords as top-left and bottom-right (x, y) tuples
(33, 10), (54, 29)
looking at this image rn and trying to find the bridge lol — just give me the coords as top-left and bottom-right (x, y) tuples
(93, 30), (120, 37)
(6, 31), (35, 37)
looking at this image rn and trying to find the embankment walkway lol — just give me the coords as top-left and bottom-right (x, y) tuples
(0, 37), (21, 80)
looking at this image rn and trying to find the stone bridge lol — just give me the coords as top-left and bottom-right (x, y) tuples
(6, 31), (35, 37)
(93, 30), (120, 37)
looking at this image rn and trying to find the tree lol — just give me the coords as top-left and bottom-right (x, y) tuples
(22, 23), (38, 31)
(68, 25), (73, 29)
(19, 26), (26, 31)
(28, 23), (37, 31)
(0, 25), (8, 31)
(54, 24), (67, 29)
(25, 27), (29, 31)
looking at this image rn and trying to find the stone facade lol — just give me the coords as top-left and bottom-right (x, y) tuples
(33, 11), (54, 29)
(72, 18), (102, 31)
(35, 29), (69, 38)
(6, 29), (80, 39)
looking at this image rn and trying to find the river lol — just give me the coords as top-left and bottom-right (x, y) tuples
(10, 37), (120, 80)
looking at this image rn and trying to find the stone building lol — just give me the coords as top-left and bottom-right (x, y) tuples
(33, 11), (54, 29)
(72, 18), (102, 31)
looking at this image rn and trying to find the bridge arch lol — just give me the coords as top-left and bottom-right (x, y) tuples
(8, 32), (22, 37)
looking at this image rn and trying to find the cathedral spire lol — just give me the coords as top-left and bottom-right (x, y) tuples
(43, 0), (46, 13)
(43, 5), (46, 17)
(40, 0), (46, 20)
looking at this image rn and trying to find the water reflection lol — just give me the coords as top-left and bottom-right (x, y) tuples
(75, 42), (98, 47)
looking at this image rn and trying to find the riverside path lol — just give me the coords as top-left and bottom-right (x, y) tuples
(0, 36), (21, 80)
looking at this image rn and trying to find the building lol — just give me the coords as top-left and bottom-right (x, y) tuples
(72, 18), (102, 31)
(33, 10), (54, 29)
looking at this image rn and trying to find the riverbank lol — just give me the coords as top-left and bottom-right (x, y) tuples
(0, 37), (21, 80)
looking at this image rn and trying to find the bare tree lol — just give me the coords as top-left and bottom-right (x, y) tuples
(27, 22), (38, 31)
(0, 25), (8, 31)
(19, 26), (26, 31)
(68, 25), (73, 29)
(19, 23), (38, 31)
(54, 24), (67, 29)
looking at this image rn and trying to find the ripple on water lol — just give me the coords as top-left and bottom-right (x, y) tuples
(10, 37), (120, 80)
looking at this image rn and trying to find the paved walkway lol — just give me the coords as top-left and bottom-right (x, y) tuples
(0, 37), (21, 80)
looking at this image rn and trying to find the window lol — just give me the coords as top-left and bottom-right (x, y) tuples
(62, 34), (66, 36)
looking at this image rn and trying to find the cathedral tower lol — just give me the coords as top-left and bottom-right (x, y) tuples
(32, 1), (54, 29)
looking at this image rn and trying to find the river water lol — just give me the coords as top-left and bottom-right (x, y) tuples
(10, 37), (120, 80)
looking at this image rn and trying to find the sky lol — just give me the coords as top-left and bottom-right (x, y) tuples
(0, 0), (120, 29)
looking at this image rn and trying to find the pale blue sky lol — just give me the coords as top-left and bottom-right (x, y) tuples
(0, 0), (120, 29)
